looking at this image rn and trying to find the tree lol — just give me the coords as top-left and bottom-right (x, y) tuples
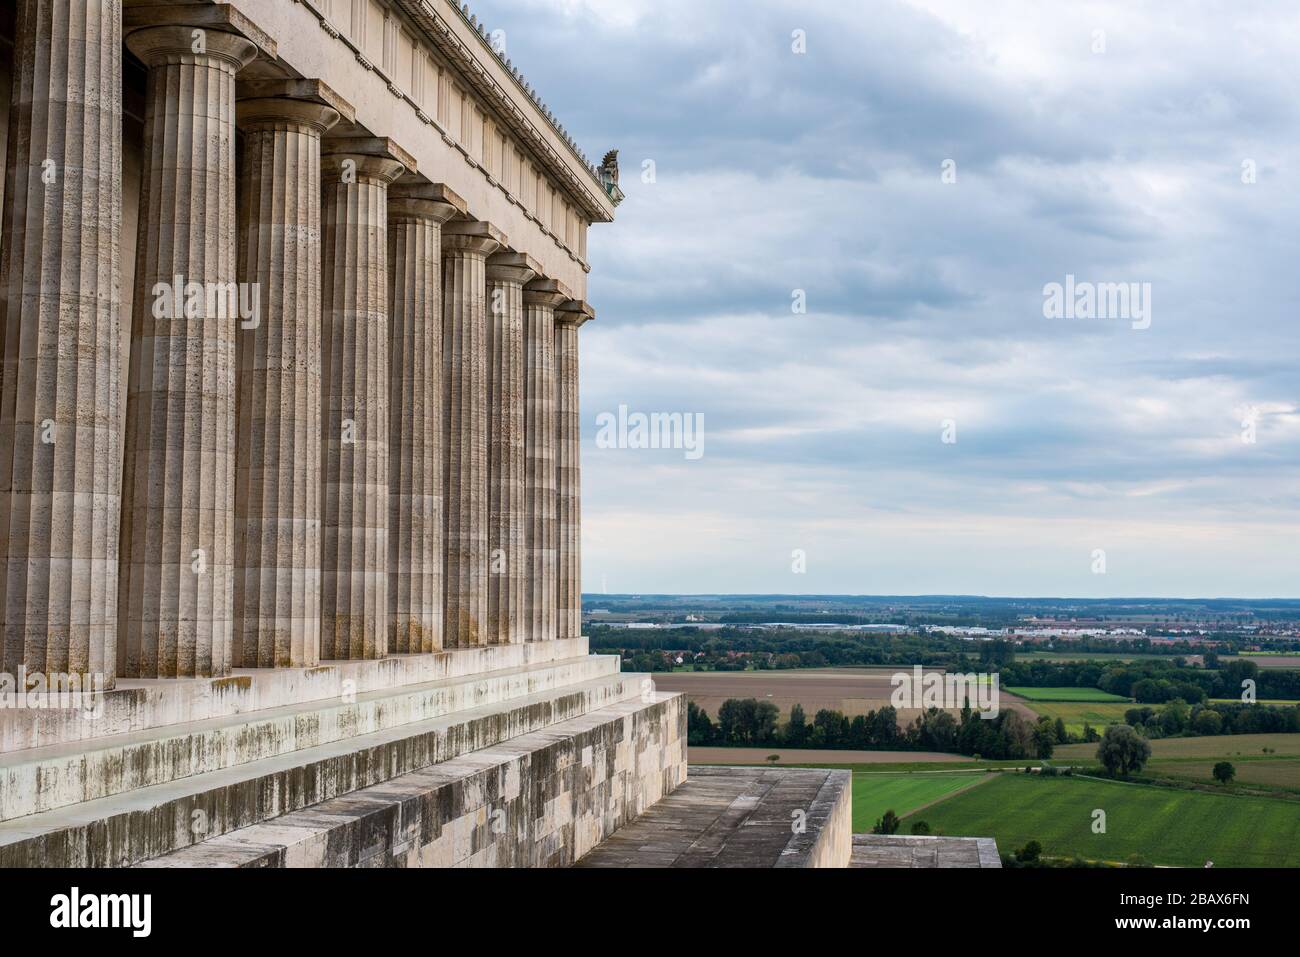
(686, 701), (716, 746)
(909, 820), (931, 835)
(1096, 724), (1151, 777)
(785, 703), (808, 746)
(1033, 718), (1056, 759)
(1015, 840), (1042, 863)
(1212, 761), (1235, 784)
(1193, 709), (1223, 736)
(872, 810), (901, 835)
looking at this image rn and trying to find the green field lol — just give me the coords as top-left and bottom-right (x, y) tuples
(1056, 732), (1300, 789)
(1005, 687), (1130, 702)
(1056, 732), (1300, 762)
(849, 772), (992, 833)
(918, 773), (1300, 867)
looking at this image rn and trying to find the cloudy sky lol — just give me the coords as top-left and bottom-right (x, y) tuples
(473, 0), (1300, 598)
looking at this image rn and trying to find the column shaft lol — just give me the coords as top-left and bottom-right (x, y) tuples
(0, 0), (123, 687)
(522, 282), (566, 643)
(232, 99), (339, 668)
(387, 190), (457, 653)
(485, 254), (536, 644)
(117, 27), (257, 678)
(320, 152), (404, 660)
(554, 308), (590, 639)
(441, 222), (502, 647)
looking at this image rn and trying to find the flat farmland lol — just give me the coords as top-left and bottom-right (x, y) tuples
(653, 668), (1036, 725)
(1150, 759), (1300, 790)
(688, 747), (971, 765)
(850, 772), (993, 833)
(1219, 655), (1300, 670)
(1005, 687), (1129, 702)
(1056, 732), (1300, 762)
(919, 773), (1300, 867)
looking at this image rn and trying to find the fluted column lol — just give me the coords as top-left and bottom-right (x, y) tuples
(320, 149), (406, 660)
(387, 184), (461, 653)
(117, 26), (258, 679)
(0, 0), (123, 687)
(554, 301), (593, 640)
(485, 252), (538, 644)
(441, 221), (503, 648)
(522, 279), (569, 643)
(232, 97), (340, 669)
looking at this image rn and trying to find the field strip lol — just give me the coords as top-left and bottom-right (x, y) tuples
(896, 773), (998, 818)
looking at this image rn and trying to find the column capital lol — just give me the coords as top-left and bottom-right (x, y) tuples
(125, 3), (277, 60)
(487, 251), (542, 287)
(324, 136), (417, 176)
(555, 299), (596, 328)
(236, 97), (341, 135)
(524, 277), (575, 309)
(237, 78), (356, 125)
(320, 152), (407, 186)
(389, 181), (466, 226)
(126, 26), (259, 70)
(443, 220), (507, 258)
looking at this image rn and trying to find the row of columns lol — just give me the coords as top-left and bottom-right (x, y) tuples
(0, 3), (589, 686)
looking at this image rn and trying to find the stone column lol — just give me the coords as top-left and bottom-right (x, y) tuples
(320, 143), (407, 660)
(387, 183), (462, 653)
(554, 301), (593, 640)
(0, 0), (123, 687)
(441, 221), (503, 647)
(485, 252), (538, 644)
(117, 26), (258, 679)
(232, 96), (340, 669)
(522, 279), (570, 643)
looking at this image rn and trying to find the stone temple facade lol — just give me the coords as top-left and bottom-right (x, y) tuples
(0, 0), (854, 868)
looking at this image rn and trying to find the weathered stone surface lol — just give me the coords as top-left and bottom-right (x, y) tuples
(0, 651), (621, 824)
(554, 302), (593, 639)
(850, 833), (1002, 868)
(441, 221), (503, 648)
(117, 26), (258, 679)
(233, 97), (341, 669)
(138, 692), (685, 868)
(486, 253), (538, 644)
(0, 669), (658, 867)
(522, 280), (569, 643)
(319, 149), (406, 660)
(576, 765), (851, 868)
(0, 0), (124, 688)
(387, 186), (459, 653)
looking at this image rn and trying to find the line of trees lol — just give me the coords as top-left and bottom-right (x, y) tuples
(687, 699), (1069, 760)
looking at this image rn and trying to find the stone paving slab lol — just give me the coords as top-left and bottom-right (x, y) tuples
(575, 765), (852, 868)
(850, 834), (1002, 868)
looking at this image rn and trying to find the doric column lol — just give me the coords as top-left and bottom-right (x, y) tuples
(232, 94), (341, 669)
(117, 25), (258, 679)
(554, 301), (594, 640)
(441, 220), (504, 648)
(522, 279), (571, 643)
(320, 141), (408, 660)
(387, 183), (463, 653)
(485, 252), (538, 644)
(0, 0), (123, 688)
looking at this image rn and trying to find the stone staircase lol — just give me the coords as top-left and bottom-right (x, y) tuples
(0, 641), (687, 868)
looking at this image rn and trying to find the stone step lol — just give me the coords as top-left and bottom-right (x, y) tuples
(0, 652), (625, 824)
(574, 765), (853, 868)
(139, 692), (687, 868)
(0, 670), (653, 867)
(0, 637), (591, 752)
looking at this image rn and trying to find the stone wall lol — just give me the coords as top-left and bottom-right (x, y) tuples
(141, 692), (687, 867)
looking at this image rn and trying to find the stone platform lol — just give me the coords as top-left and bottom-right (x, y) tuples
(850, 834), (1002, 868)
(575, 765), (852, 868)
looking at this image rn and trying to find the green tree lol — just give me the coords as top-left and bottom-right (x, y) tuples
(909, 820), (931, 835)
(785, 703), (808, 746)
(1193, 709), (1223, 736)
(872, 810), (901, 835)
(1096, 724), (1152, 777)
(1212, 761), (1235, 784)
